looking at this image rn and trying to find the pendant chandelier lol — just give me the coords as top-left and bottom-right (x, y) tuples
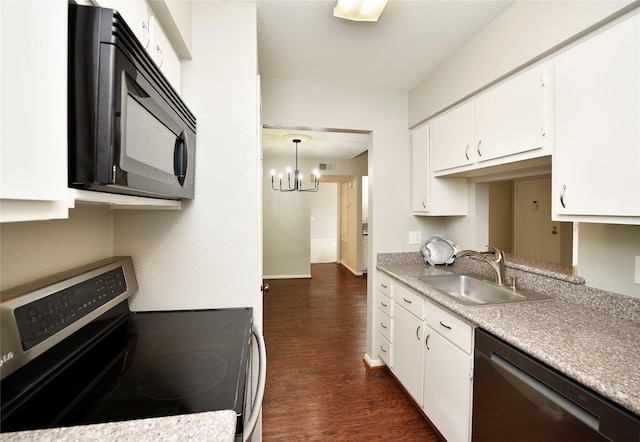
(270, 138), (320, 192)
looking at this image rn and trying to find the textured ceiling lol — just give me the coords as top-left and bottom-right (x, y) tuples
(256, 0), (515, 91)
(255, 0), (515, 159)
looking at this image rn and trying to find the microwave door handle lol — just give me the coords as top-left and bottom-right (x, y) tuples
(174, 131), (188, 186)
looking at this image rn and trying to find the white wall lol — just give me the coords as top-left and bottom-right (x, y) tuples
(261, 77), (444, 363)
(113, 2), (262, 321)
(578, 224), (640, 299)
(311, 182), (338, 264)
(0, 205), (114, 291)
(262, 153), (313, 278)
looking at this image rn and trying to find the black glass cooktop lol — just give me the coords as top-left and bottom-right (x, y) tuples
(1, 304), (252, 435)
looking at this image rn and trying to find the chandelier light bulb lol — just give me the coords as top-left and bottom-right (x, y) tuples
(270, 169), (276, 176)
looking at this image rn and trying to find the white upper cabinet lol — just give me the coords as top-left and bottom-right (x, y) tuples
(149, 15), (182, 91)
(412, 124), (467, 216)
(99, 0), (151, 50)
(553, 12), (640, 223)
(98, 0), (183, 92)
(474, 65), (545, 162)
(430, 64), (550, 176)
(0, 1), (71, 223)
(430, 102), (475, 172)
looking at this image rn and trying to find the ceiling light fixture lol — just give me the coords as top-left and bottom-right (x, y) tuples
(270, 139), (320, 192)
(333, 0), (389, 22)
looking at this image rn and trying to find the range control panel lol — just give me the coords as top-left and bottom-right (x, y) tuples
(0, 256), (138, 380)
(14, 268), (126, 351)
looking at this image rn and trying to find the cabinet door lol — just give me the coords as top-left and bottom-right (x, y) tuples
(553, 13), (640, 219)
(392, 304), (424, 406)
(149, 15), (182, 92)
(412, 124), (468, 216)
(430, 102), (475, 172)
(412, 124), (430, 213)
(98, 0), (151, 50)
(1, 1), (70, 222)
(474, 66), (545, 162)
(424, 327), (473, 442)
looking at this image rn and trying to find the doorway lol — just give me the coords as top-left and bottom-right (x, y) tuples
(261, 127), (369, 279)
(488, 176), (572, 266)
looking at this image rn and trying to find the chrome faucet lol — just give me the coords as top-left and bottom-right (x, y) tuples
(456, 246), (506, 286)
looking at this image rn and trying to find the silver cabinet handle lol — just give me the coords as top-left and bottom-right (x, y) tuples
(381, 301), (388, 307)
(403, 297), (412, 304)
(416, 325), (421, 340)
(380, 322), (387, 329)
(380, 345), (387, 353)
(560, 185), (567, 208)
(156, 45), (164, 68)
(422, 197), (427, 208)
(465, 144), (470, 160)
(381, 283), (388, 289)
(425, 334), (430, 350)
(439, 321), (452, 330)
(477, 139), (482, 157)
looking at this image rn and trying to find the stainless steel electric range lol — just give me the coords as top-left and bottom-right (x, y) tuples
(0, 257), (265, 441)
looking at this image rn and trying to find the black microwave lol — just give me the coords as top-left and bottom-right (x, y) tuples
(68, 4), (196, 199)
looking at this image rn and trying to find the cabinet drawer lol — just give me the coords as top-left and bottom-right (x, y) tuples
(378, 272), (392, 297)
(378, 311), (392, 342)
(378, 332), (392, 367)
(379, 292), (393, 317)
(426, 302), (473, 354)
(395, 283), (425, 320)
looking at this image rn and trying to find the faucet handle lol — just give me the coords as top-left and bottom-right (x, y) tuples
(484, 245), (504, 262)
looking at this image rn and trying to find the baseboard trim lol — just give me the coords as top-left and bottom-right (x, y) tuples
(340, 262), (363, 276)
(363, 353), (385, 369)
(263, 274), (312, 279)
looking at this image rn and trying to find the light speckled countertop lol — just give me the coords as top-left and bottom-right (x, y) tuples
(0, 410), (237, 442)
(377, 252), (640, 417)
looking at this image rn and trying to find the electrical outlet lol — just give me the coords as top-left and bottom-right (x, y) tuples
(409, 231), (422, 245)
(635, 256), (640, 285)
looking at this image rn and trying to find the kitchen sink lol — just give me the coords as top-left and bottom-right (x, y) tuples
(418, 274), (552, 306)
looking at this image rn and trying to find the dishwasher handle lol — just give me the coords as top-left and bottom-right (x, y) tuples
(491, 353), (599, 432)
(243, 325), (266, 442)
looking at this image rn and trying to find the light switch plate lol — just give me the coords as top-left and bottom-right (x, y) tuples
(409, 231), (422, 245)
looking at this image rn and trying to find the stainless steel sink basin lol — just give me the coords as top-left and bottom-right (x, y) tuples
(418, 274), (551, 306)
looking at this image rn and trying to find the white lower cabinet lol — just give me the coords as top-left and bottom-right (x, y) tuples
(424, 303), (474, 442)
(386, 278), (474, 442)
(392, 283), (426, 406)
(392, 298), (424, 406)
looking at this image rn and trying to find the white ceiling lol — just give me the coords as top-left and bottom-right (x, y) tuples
(255, 0), (516, 159)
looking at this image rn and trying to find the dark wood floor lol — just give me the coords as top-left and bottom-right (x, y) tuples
(262, 263), (441, 441)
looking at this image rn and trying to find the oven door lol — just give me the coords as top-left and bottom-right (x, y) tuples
(102, 41), (195, 199)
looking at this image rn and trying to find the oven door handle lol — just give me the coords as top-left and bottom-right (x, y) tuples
(243, 325), (266, 442)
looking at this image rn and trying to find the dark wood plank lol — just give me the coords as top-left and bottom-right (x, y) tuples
(263, 263), (442, 441)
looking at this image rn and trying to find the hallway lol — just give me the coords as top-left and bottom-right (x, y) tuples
(262, 263), (441, 441)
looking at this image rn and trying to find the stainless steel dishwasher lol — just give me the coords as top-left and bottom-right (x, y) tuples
(473, 329), (640, 441)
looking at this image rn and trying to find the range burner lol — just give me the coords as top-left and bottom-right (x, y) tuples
(134, 351), (228, 400)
